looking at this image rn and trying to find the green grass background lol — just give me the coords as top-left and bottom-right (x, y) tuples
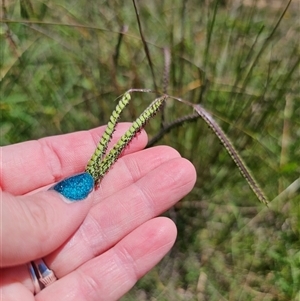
(1, 0), (299, 300)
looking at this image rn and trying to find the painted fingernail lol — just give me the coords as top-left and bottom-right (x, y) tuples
(50, 172), (94, 201)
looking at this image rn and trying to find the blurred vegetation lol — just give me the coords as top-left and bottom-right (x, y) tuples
(1, 0), (299, 300)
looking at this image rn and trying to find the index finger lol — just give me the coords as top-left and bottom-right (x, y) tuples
(1, 123), (148, 195)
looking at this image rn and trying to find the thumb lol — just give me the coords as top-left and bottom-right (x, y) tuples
(1, 172), (94, 267)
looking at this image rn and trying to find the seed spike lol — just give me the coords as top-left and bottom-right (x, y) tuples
(194, 104), (269, 205)
(85, 92), (131, 179)
(92, 95), (167, 184)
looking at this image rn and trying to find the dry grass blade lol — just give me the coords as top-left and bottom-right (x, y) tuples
(132, 0), (157, 91)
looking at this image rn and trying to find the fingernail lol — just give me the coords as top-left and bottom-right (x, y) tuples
(50, 172), (94, 202)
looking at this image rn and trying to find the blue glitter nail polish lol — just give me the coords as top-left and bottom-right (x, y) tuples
(50, 172), (94, 201)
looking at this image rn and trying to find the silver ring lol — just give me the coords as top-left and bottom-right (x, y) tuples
(27, 259), (57, 295)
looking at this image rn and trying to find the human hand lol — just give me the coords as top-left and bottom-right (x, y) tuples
(0, 123), (196, 301)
